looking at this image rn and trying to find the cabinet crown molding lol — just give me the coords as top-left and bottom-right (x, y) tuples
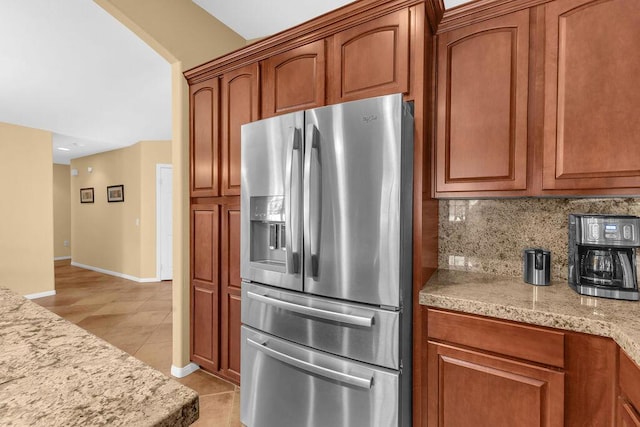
(427, 0), (553, 33)
(184, 0), (424, 84)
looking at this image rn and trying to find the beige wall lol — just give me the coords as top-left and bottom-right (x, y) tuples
(95, 0), (246, 71)
(0, 122), (54, 296)
(71, 141), (170, 280)
(53, 164), (71, 259)
(94, 1), (247, 370)
(172, 61), (192, 368)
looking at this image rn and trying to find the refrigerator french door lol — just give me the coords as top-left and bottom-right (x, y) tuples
(240, 93), (413, 427)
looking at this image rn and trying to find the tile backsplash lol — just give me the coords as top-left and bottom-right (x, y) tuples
(439, 198), (640, 281)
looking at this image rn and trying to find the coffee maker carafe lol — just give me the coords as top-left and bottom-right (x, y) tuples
(569, 214), (640, 301)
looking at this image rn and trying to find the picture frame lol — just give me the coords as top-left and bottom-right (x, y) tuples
(107, 185), (125, 203)
(80, 187), (94, 204)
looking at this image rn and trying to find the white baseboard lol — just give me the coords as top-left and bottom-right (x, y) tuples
(138, 277), (162, 283)
(171, 363), (200, 378)
(71, 262), (160, 283)
(54, 256), (71, 261)
(25, 290), (56, 299)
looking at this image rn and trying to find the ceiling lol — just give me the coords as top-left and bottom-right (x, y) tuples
(443, 0), (475, 8)
(192, 0), (357, 40)
(0, 0), (473, 164)
(0, 0), (172, 164)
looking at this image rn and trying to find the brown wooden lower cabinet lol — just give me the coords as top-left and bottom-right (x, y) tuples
(427, 342), (564, 427)
(564, 332), (617, 426)
(424, 307), (622, 427)
(220, 203), (241, 384)
(190, 200), (241, 385)
(190, 205), (220, 372)
(619, 351), (640, 426)
(619, 398), (640, 427)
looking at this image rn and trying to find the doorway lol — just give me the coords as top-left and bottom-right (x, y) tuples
(157, 164), (173, 280)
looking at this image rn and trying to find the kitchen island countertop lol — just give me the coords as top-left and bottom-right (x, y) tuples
(420, 269), (640, 367)
(0, 287), (198, 426)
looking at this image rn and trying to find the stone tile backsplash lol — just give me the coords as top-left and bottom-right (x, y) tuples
(439, 198), (640, 281)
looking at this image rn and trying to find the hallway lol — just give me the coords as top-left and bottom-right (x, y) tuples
(34, 260), (240, 426)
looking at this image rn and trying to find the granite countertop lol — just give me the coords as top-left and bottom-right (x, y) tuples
(419, 269), (640, 367)
(0, 288), (198, 426)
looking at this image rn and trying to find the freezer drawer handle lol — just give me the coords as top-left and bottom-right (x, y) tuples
(247, 338), (373, 389)
(247, 291), (373, 327)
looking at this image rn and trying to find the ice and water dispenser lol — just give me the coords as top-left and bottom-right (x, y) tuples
(249, 196), (286, 271)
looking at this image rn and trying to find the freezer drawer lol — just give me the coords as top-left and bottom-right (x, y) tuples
(242, 281), (401, 369)
(241, 326), (402, 427)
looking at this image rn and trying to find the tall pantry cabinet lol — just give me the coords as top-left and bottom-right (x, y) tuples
(185, 0), (431, 387)
(188, 63), (259, 382)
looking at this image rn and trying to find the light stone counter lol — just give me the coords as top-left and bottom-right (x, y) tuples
(419, 270), (640, 367)
(0, 288), (198, 426)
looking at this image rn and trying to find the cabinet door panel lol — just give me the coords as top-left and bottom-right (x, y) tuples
(221, 290), (241, 382)
(619, 398), (640, 427)
(190, 78), (219, 197)
(262, 40), (325, 117)
(564, 332), (616, 426)
(620, 351), (640, 411)
(221, 204), (241, 383)
(543, 0), (640, 191)
(191, 206), (219, 372)
(192, 286), (216, 363)
(193, 209), (217, 283)
(427, 342), (564, 427)
(221, 64), (260, 196)
(435, 10), (529, 195)
(329, 9), (409, 103)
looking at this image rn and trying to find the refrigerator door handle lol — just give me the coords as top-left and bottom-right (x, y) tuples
(246, 291), (374, 327)
(304, 124), (321, 278)
(247, 338), (373, 389)
(285, 127), (301, 274)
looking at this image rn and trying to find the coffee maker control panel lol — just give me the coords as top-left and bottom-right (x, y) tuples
(578, 215), (640, 246)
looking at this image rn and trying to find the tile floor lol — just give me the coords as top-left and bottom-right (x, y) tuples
(34, 260), (240, 426)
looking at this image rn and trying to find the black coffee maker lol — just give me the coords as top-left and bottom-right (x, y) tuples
(568, 214), (640, 301)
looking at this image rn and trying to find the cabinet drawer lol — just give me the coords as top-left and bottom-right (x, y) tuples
(427, 308), (565, 368)
(620, 351), (640, 410)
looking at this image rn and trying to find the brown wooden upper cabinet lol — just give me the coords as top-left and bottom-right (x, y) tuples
(328, 9), (410, 103)
(221, 63), (260, 196)
(262, 40), (326, 117)
(542, 0), (640, 193)
(190, 77), (220, 197)
(434, 0), (640, 197)
(434, 10), (530, 196)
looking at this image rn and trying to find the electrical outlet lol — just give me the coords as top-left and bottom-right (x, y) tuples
(63, 240), (69, 247)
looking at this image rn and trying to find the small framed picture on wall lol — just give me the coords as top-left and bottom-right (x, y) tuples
(107, 185), (124, 203)
(80, 187), (94, 204)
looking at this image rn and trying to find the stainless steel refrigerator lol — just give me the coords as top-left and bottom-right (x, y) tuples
(240, 93), (413, 427)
